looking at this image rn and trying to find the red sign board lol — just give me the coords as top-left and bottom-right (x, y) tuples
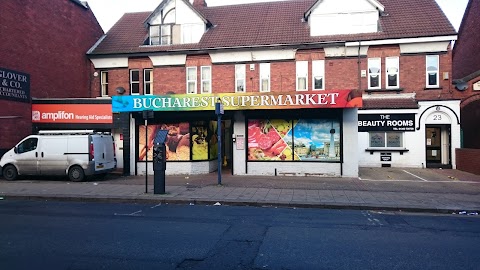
(31, 104), (112, 124)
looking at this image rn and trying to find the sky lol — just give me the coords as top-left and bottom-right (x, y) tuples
(87, 0), (469, 33)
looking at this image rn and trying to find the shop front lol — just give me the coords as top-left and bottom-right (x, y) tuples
(357, 100), (461, 169)
(112, 90), (361, 177)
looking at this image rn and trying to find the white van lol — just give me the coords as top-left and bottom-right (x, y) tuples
(0, 130), (116, 182)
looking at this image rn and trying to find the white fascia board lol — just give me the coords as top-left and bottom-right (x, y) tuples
(90, 57), (129, 68)
(149, 54), (187, 66)
(210, 49), (296, 63)
(346, 35), (457, 47)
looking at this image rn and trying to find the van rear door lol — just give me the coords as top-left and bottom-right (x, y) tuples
(38, 136), (68, 175)
(91, 134), (116, 172)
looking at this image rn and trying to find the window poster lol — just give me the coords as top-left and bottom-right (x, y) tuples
(248, 119), (292, 161)
(192, 122), (209, 160)
(209, 121), (218, 159)
(138, 123), (190, 161)
(293, 119), (340, 161)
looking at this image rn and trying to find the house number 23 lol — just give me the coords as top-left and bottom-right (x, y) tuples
(433, 114), (442, 121)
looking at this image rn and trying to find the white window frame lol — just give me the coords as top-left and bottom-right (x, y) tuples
(186, 67), (197, 94)
(143, 69), (153, 95)
(161, 24), (172, 45)
(369, 132), (404, 148)
(368, 58), (381, 89)
(201, 66), (211, 94)
(100, 71), (108, 96)
(296, 61), (308, 91)
(130, 69), (140, 95)
(149, 25), (160, 45)
(426, 55), (439, 88)
(259, 63), (270, 92)
(235, 64), (246, 93)
(312, 60), (325, 90)
(385, 57), (399, 89)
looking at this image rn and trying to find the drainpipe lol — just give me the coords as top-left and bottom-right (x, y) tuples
(357, 41), (362, 91)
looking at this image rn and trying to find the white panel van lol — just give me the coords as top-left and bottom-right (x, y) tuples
(0, 130), (116, 181)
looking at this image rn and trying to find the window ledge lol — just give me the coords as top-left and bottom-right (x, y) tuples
(365, 88), (404, 94)
(424, 87), (443, 90)
(366, 148), (409, 154)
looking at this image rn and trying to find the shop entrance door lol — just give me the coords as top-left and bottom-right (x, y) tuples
(425, 125), (451, 168)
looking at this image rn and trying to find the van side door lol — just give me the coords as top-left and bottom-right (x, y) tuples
(38, 137), (68, 175)
(14, 137), (40, 175)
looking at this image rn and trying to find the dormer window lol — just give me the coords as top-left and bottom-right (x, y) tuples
(149, 25), (172, 45)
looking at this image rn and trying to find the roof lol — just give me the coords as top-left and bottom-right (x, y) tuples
(361, 94), (418, 109)
(453, 0), (480, 81)
(89, 0), (456, 56)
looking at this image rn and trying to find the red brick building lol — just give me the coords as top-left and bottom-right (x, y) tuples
(0, 0), (104, 155)
(88, 0), (466, 176)
(452, 0), (480, 174)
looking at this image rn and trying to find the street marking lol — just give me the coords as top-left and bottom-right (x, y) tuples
(114, 210), (143, 216)
(359, 179), (479, 183)
(151, 203), (162, 209)
(403, 170), (428, 181)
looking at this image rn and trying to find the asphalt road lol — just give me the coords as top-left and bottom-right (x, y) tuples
(1, 200), (479, 270)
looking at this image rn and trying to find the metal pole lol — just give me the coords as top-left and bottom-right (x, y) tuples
(217, 114), (222, 185)
(145, 119), (148, 193)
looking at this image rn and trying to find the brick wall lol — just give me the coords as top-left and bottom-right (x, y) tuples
(0, 0), (103, 152)
(456, 148), (480, 175)
(97, 46), (461, 100)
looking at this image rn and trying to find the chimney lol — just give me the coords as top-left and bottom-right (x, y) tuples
(193, 0), (207, 8)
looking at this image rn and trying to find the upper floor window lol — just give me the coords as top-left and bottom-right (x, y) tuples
(130, 69), (140, 95)
(296, 61), (308, 91)
(186, 67), (197, 94)
(149, 25), (172, 45)
(235, 64), (246, 93)
(201, 66), (211, 94)
(386, 57), (399, 89)
(144, 69), (153, 95)
(182, 24), (204, 44)
(368, 58), (381, 89)
(259, 63), (270, 92)
(312, 60), (325, 90)
(426, 55), (439, 88)
(100, 71), (108, 96)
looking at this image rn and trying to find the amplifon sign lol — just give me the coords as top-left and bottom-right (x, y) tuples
(32, 104), (112, 124)
(112, 90), (362, 112)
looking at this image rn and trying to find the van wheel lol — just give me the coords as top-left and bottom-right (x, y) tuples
(3, 165), (18, 181)
(68, 166), (85, 182)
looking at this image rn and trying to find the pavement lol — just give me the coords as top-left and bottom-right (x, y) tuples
(1, 167), (480, 215)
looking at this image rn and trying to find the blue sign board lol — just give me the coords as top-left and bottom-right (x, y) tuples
(0, 67), (30, 103)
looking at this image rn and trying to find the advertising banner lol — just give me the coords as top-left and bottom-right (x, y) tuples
(0, 67), (30, 103)
(32, 104), (112, 124)
(358, 114), (415, 132)
(112, 90), (362, 112)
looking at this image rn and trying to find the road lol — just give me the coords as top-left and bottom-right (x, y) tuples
(1, 200), (479, 270)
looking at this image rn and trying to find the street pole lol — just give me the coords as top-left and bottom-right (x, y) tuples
(145, 119), (148, 193)
(215, 98), (224, 186)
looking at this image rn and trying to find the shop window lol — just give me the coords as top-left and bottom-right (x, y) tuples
(130, 69), (140, 95)
(247, 118), (340, 162)
(386, 57), (399, 88)
(296, 61), (308, 91)
(100, 71), (108, 96)
(201, 66), (211, 94)
(138, 121), (217, 162)
(235, 64), (246, 92)
(368, 58), (381, 89)
(312, 60), (325, 90)
(186, 67), (197, 94)
(369, 132), (403, 148)
(259, 63), (270, 92)
(426, 55), (439, 88)
(144, 69), (153, 95)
